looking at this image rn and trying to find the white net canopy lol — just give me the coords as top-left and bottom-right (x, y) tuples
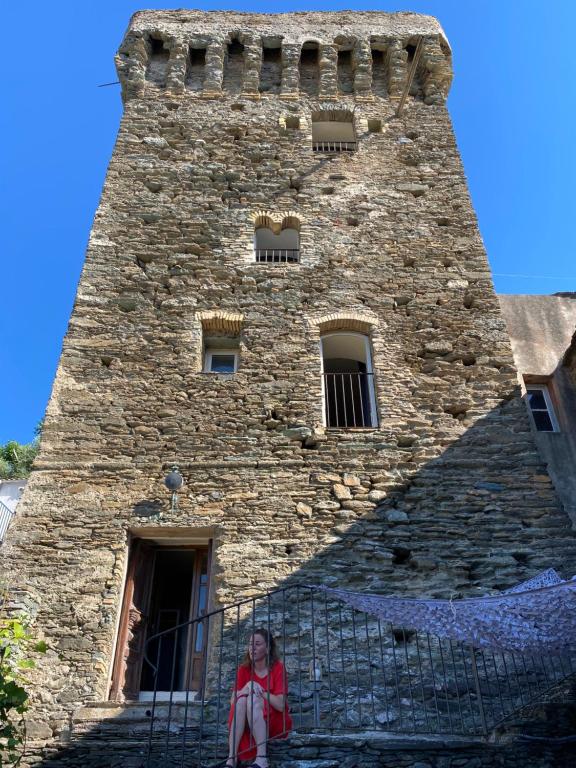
(318, 570), (576, 653)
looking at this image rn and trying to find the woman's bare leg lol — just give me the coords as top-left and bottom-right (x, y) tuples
(246, 697), (268, 767)
(228, 696), (247, 765)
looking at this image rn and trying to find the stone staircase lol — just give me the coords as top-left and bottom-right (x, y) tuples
(23, 694), (576, 768)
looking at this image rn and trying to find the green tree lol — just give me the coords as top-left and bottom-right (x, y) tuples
(0, 443), (38, 481)
(0, 423), (42, 480)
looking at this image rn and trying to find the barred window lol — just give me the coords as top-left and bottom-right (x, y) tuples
(321, 333), (378, 428)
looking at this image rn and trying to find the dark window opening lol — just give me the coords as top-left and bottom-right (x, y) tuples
(404, 43), (422, 97)
(299, 42), (319, 96)
(260, 45), (282, 93)
(263, 46), (281, 62)
(285, 115), (300, 130)
(223, 38), (245, 94)
(146, 37), (169, 87)
(337, 50), (354, 95)
(186, 47), (206, 92)
(371, 48), (387, 97)
(150, 38), (165, 56)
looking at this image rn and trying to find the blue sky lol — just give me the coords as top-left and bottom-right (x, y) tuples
(2, 1), (575, 444)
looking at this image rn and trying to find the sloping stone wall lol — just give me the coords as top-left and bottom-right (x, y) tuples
(3, 10), (576, 765)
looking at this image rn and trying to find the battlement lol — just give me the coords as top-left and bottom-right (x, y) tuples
(116, 10), (452, 104)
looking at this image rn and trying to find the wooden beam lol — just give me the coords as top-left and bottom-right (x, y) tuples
(396, 36), (423, 117)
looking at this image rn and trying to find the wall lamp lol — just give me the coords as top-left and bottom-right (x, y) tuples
(164, 465), (184, 512)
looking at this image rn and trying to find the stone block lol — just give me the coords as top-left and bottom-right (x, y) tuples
(332, 484), (352, 501)
(386, 509), (409, 522)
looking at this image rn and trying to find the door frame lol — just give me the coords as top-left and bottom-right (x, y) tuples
(109, 536), (212, 701)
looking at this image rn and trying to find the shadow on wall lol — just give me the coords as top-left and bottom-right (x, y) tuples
(23, 399), (576, 766)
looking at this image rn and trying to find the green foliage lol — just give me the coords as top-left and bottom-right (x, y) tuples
(0, 615), (46, 766)
(0, 421), (43, 480)
(0, 422), (43, 480)
(0, 441), (38, 481)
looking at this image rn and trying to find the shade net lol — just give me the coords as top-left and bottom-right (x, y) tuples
(317, 569), (576, 653)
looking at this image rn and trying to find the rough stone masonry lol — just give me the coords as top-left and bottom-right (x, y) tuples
(3, 9), (576, 765)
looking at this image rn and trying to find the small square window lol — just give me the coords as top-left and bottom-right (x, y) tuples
(285, 115), (300, 130)
(205, 350), (238, 374)
(524, 383), (559, 432)
(367, 118), (382, 133)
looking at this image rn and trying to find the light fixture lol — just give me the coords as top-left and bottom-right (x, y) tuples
(164, 465), (184, 512)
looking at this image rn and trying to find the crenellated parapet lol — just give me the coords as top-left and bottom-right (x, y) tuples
(115, 10), (452, 105)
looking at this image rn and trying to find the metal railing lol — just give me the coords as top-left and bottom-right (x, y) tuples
(312, 141), (357, 153)
(323, 372), (377, 428)
(141, 584), (576, 767)
(0, 499), (14, 542)
(255, 249), (300, 264)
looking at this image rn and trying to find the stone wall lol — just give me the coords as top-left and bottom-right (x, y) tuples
(3, 10), (576, 765)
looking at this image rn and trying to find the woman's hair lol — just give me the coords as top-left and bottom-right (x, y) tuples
(240, 627), (280, 668)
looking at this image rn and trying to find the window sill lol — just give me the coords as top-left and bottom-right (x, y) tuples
(533, 429), (561, 435)
(325, 427), (380, 432)
(201, 371), (237, 377)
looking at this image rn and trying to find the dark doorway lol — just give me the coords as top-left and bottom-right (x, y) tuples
(110, 541), (210, 700)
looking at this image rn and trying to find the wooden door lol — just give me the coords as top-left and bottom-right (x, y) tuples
(185, 548), (210, 690)
(109, 539), (154, 700)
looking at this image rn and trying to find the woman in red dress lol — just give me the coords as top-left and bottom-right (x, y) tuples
(227, 628), (292, 768)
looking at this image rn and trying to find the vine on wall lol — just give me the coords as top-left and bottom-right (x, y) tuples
(0, 613), (46, 766)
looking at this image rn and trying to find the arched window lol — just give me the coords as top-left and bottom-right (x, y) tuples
(311, 109), (356, 153)
(321, 333), (378, 428)
(254, 215), (300, 263)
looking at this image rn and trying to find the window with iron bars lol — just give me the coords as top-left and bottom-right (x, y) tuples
(311, 112), (357, 154)
(321, 333), (378, 428)
(254, 225), (300, 263)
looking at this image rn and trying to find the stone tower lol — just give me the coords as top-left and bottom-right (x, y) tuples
(4, 10), (576, 765)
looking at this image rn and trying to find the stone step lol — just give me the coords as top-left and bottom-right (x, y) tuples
(58, 698), (576, 768)
(27, 729), (576, 768)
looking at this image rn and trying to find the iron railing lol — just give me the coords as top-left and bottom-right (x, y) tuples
(0, 499), (14, 542)
(323, 372), (377, 428)
(254, 249), (300, 264)
(312, 141), (357, 153)
(140, 584), (576, 767)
